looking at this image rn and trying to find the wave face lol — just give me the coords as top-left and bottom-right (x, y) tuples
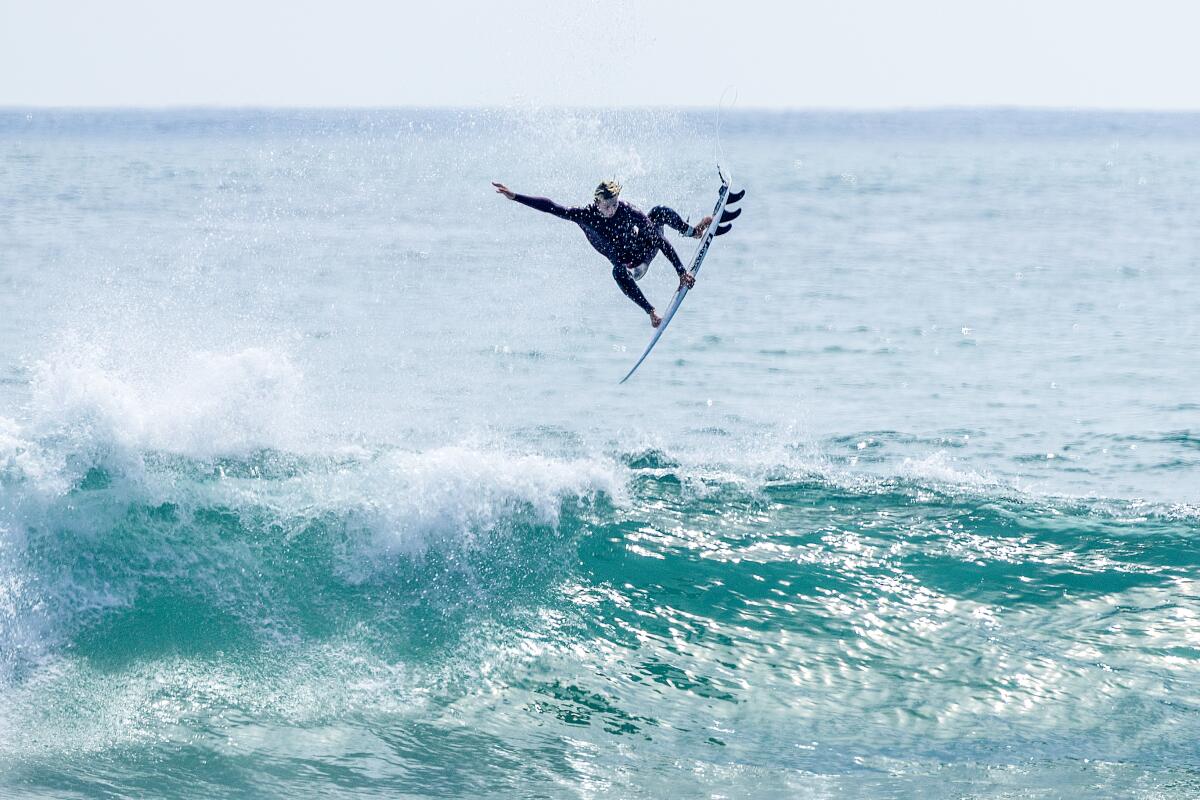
(3, 109), (1200, 798)
(3, 420), (1198, 798)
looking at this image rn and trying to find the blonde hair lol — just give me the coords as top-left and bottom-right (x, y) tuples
(593, 180), (622, 201)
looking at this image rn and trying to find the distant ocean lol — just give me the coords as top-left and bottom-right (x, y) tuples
(1, 108), (1198, 798)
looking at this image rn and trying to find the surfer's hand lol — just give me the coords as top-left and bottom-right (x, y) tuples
(678, 271), (696, 290)
(650, 310), (663, 328)
(492, 182), (515, 199)
(692, 215), (713, 238)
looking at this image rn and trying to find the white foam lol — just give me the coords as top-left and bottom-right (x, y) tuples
(28, 345), (305, 462)
(899, 450), (992, 488)
(0, 415), (62, 492)
(0, 345), (311, 677)
(236, 444), (625, 558)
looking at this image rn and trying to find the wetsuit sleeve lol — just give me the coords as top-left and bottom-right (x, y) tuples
(512, 194), (585, 222)
(657, 236), (685, 275)
(632, 207), (685, 275)
(612, 264), (655, 314)
(643, 214), (691, 277)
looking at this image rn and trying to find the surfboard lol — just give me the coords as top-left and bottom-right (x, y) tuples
(618, 167), (744, 384)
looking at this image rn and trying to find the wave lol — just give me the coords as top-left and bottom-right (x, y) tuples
(0, 349), (625, 689)
(3, 423), (1199, 774)
(4, 425), (1192, 679)
(3, 345), (1199, 778)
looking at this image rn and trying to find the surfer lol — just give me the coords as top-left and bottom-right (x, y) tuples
(493, 180), (712, 328)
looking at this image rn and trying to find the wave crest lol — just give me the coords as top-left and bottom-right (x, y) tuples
(28, 345), (305, 464)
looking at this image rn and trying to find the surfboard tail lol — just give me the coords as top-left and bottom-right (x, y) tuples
(717, 185), (744, 235)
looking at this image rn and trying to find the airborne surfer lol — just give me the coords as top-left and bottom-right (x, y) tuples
(492, 179), (712, 328)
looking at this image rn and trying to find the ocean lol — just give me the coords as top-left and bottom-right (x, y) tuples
(1, 108), (1198, 798)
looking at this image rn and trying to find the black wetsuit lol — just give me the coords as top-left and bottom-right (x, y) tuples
(513, 194), (691, 314)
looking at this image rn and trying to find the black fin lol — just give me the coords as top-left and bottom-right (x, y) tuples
(726, 188), (745, 204)
(715, 223), (733, 236)
(719, 207), (742, 223)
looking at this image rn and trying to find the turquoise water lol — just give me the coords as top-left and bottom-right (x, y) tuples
(1, 109), (1199, 798)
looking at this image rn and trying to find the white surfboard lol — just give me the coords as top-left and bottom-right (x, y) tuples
(618, 167), (743, 384)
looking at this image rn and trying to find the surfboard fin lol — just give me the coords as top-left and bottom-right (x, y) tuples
(726, 188), (745, 204)
(719, 207), (741, 223)
(715, 223), (733, 236)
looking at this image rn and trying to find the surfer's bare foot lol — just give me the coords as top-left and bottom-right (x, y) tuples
(691, 215), (713, 238)
(650, 310), (662, 328)
(678, 271), (695, 290)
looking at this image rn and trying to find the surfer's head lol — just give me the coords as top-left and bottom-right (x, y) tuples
(594, 180), (621, 217)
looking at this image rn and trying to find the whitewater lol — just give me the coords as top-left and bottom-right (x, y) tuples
(1, 108), (1198, 798)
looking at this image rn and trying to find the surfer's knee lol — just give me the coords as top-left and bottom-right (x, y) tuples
(650, 206), (686, 233)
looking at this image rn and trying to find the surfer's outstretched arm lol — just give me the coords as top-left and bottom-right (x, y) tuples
(493, 183), (584, 222)
(514, 195), (592, 225)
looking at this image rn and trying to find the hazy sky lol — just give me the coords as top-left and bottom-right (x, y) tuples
(3, 0), (1198, 109)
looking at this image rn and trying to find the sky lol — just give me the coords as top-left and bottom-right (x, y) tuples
(2, 0), (1198, 109)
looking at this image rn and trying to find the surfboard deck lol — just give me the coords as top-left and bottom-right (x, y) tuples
(618, 167), (743, 384)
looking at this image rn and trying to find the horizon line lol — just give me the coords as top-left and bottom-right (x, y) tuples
(3, 103), (1200, 115)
